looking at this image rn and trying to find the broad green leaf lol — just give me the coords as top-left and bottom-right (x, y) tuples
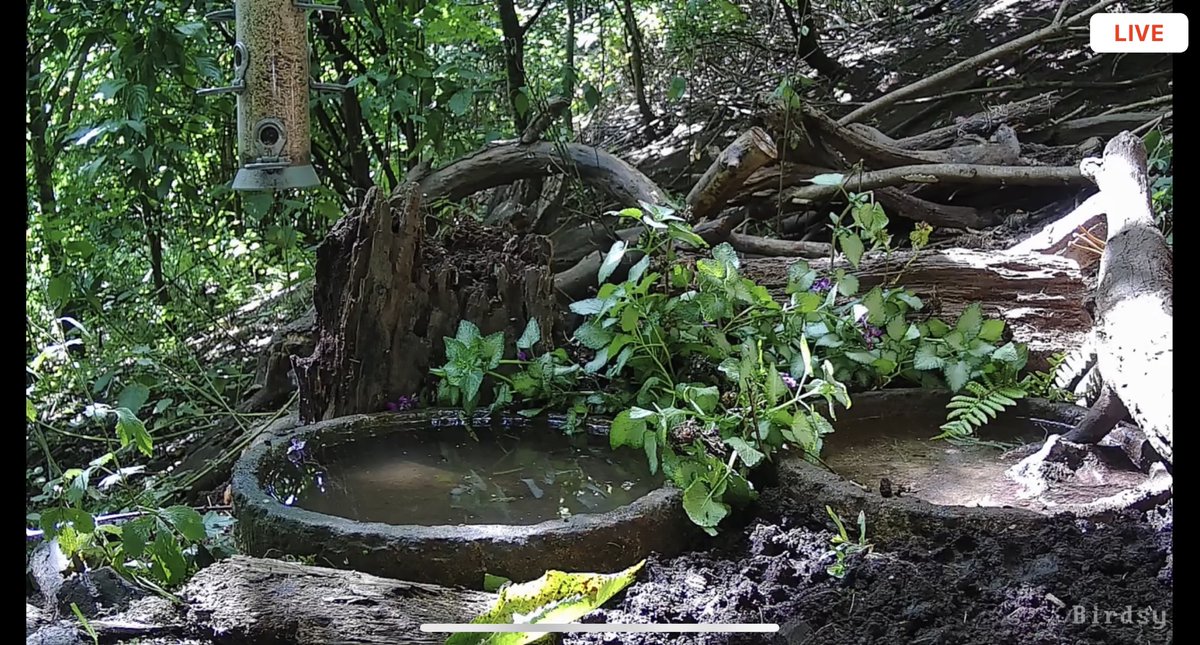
(161, 506), (206, 542)
(516, 319), (540, 350)
(837, 274), (859, 296)
(668, 76), (687, 101)
(712, 243), (740, 272)
(26, 398), (35, 422)
(913, 344), (944, 370)
(148, 530), (188, 586)
(682, 480), (728, 530)
(991, 342), (1022, 363)
(944, 361), (971, 392)
(569, 298), (605, 316)
(573, 321), (613, 350)
(725, 437), (765, 468)
(598, 241), (627, 284)
(862, 287), (886, 324)
(481, 332), (506, 369)
(628, 255), (651, 284)
(978, 319), (1005, 342)
(484, 573), (511, 592)
(584, 346), (609, 374)
(117, 383), (150, 412)
(619, 306), (639, 333)
(460, 369), (484, 406)
(448, 89), (472, 116)
(846, 351), (876, 365)
(583, 83), (602, 108)
(456, 320), (483, 345)
(926, 318), (950, 337)
(894, 291), (924, 310)
(114, 408), (153, 457)
(955, 303), (983, 339)
(839, 233), (865, 268)
(610, 410), (647, 449)
(446, 562), (645, 645)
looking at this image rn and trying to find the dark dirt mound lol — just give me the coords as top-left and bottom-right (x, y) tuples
(568, 495), (1172, 645)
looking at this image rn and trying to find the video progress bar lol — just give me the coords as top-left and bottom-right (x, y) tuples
(421, 624), (780, 633)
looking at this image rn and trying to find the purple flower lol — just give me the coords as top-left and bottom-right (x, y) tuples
(386, 394), (418, 412)
(859, 322), (884, 347)
(517, 350), (530, 361)
(286, 437), (306, 463)
(781, 373), (798, 389)
(810, 277), (834, 294)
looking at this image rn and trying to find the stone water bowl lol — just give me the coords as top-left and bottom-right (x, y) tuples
(778, 389), (1155, 538)
(231, 410), (691, 588)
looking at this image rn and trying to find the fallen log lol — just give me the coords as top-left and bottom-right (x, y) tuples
(685, 127), (777, 221)
(182, 556), (494, 644)
(413, 140), (666, 209)
(1079, 132), (1173, 463)
(893, 94), (1057, 150)
(28, 556), (497, 645)
(739, 248), (1092, 367)
(1009, 193), (1107, 269)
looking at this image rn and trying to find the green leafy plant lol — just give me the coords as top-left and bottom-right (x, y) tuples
(1144, 128), (1173, 245)
(826, 505), (872, 579)
(1019, 352), (1077, 403)
(70, 603), (99, 645)
(447, 561), (644, 645)
(434, 199), (1033, 531)
(935, 376), (1028, 441)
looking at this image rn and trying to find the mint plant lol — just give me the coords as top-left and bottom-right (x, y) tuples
(433, 199), (1038, 533)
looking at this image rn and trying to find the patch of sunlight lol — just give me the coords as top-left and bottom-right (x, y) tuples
(977, 0), (1027, 22)
(841, 43), (898, 66)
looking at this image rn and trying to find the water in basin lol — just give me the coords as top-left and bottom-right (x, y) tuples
(820, 409), (1147, 511)
(265, 421), (663, 526)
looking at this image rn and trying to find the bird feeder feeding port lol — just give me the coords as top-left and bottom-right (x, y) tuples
(199, 1), (345, 191)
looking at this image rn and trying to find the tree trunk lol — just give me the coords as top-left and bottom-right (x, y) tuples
(293, 184), (556, 423)
(496, 0), (530, 132)
(564, 0), (577, 133)
(778, 0), (847, 80)
(1081, 132), (1173, 463)
(617, 0), (655, 132)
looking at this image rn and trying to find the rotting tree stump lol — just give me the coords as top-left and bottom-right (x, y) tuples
(292, 184), (556, 423)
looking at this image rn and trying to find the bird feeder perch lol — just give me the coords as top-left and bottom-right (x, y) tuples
(199, 1), (346, 191)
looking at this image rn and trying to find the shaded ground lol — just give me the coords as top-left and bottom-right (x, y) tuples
(569, 494), (1172, 645)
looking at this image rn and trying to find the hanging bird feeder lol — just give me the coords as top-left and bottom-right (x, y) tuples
(199, 1), (346, 191)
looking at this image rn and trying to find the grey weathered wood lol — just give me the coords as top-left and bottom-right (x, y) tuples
(1081, 132), (1173, 463)
(414, 140), (666, 209)
(739, 248), (1092, 367)
(180, 556), (495, 644)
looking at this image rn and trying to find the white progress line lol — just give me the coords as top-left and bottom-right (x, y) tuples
(421, 624), (780, 633)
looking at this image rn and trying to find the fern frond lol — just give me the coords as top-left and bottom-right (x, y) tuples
(935, 380), (1029, 441)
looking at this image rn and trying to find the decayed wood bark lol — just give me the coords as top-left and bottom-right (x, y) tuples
(182, 556), (493, 644)
(739, 248), (1092, 366)
(893, 94), (1057, 151)
(413, 140), (665, 209)
(27, 556), (497, 644)
(1080, 132), (1173, 463)
(1009, 193), (1107, 270)
(293, 185), (556, 423)
(685, 127), (777, 221)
